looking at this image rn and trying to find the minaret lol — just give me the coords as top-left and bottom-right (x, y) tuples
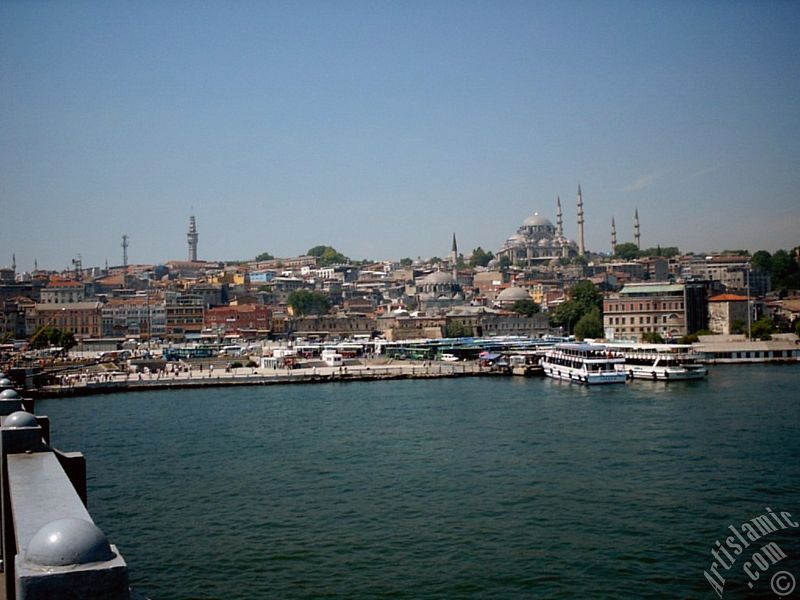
(187, 216), (199, 262)
(121, 234), (129, 272)
(634, 208), (641, 250)
(556, 196), (564, 237)
(450, 233), (458, 280)
(576, 184), (585, 256)
(12, 253), (16, 272)
(611, 217), (617, 254)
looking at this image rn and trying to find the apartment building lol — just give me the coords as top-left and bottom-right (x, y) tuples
(603, 282), (708, 341)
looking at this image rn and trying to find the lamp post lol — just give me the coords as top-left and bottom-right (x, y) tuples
(746, 265), (752, 339)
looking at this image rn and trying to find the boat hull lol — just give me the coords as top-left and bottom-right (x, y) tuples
(542, 363), (627, 385)
(624, 366), (708, 381)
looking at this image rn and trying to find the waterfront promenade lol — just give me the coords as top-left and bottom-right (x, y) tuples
(34, 360), (493, 398)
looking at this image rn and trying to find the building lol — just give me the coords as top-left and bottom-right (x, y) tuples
(707, 294), (749, 335)
(39, 278), (86, 304)
(204, 304), (271, 338)
(415, 271), (464, 313)
(496, 207), (578, 268)
(165, 293), (204, 338)
(603, 282), (708, 341)
(101, 295), (167, 339)
(29, 302), (103, 339)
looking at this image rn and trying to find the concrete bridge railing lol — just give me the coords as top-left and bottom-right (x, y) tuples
(0, 376), (137, 600)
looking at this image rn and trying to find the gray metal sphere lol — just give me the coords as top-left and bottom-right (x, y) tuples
(26, 518), (115, 566)
(0, 389), (20, 400)
(0, 378), (12, 387)
(4, 411), (37, 428)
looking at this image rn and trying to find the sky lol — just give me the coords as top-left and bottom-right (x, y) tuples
(1, 0), (798, 272)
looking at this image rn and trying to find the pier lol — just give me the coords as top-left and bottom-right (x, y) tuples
(29, 360), (499, 399)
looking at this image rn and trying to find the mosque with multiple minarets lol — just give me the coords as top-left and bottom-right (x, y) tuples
(495, 186), (641, 267)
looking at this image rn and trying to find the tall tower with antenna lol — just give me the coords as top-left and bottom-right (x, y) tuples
(556, 196), (564, 237)
(611, 217), (617, 254)
(187, 215), (199, 262)
(576, 185), (586, 256)
(634, 208), (641, 250)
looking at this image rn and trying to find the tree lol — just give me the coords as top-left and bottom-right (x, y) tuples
(469, 247), (494, 268)
(750, 250), (771, 273)
(399, 258), (413, 267)
(29, 327), (76, 352)
(614, 242), (640, 260)
(573, 307), (604, 340)
(569, 280), (603, 313)
(549, 300), (584, 334)
(641, 246), (680, 258)
(750, 317), (774, 341)
(641, 331), (665, 344)
(307, 246), (349, 266)
(444, 320), (472, 338)
(254, 251), (274, 262)
(731, 319), (746, 335)
(511, 298), (541, 317)
(287, 290), (331, 316)
(498, 255), (512, 270)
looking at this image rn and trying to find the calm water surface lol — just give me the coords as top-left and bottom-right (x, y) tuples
(38, 364), (800, 599)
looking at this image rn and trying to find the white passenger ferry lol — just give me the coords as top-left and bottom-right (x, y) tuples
(608, 343), (708, 381)
(540, 343), (627, 385)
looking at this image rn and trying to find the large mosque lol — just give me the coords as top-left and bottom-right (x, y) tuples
(496, 190), (583, 268)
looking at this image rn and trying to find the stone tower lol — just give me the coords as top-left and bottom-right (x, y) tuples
(611, 217), (617, 254)
(576, 185), (585, 256)
(187, 215), (199, 262)
(556, 196), (563, 237)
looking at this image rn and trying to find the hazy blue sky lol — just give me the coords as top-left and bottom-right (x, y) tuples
(1, 0), (798, 272)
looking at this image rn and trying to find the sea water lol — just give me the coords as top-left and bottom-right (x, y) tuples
(38, 364), (800, 599)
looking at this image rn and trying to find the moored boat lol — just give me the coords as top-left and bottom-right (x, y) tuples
(540, 343), (627, 385)
(608, 343), (708, 381)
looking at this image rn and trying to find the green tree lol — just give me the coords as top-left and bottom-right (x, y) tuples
(641, 331), (665, 344)
(287, 290), (331, 316)
(614, 242), (640, 260)
(469, 247), (494, 268)
(399, 257), (413, 267)
(750, 250), (772, 273)
(569, 280), (603, 313)
(444, 320), (472, 338)
(549, 300), (584, 334)
(254, 251), (274, 262)
(731, 319), (746, 335)
(307, 246), (349, 266)
(750, 317), (774, 341)
(573, 307), (604, 340)
(641, 246), (680, 258)
(498, 255), (512, 270)
(511, 298), (541, 317)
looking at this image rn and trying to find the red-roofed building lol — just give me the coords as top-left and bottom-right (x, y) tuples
(708, 293), (749, 334)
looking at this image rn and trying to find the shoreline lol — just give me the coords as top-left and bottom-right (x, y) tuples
(28, 361), (500, 399)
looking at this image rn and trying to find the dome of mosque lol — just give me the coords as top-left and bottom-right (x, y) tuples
(496, 287), (530, 302)
(522, 212), (554, 229)
(421, 271), (455, 285)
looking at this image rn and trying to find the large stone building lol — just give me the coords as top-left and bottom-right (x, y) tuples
(496, 207), (578, 268)
(603, 282), (708, 341)
(707, 294), (749, 334)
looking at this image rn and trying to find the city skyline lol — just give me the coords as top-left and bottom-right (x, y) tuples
(2, 1), (799, 272)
